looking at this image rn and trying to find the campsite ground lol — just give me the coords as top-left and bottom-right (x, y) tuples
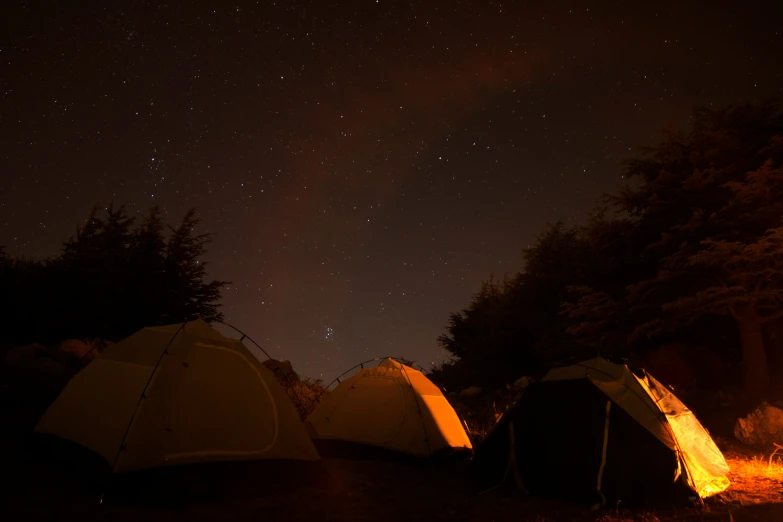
(1, 366), (781, 521)
(0, 434), (781, 522)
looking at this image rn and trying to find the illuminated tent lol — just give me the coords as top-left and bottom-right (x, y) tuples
(473, 357), (730, 506)
(34, 319), (319, 476)
(306, 358), (473, 458)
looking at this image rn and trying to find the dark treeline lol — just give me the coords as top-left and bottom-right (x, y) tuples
(0, 205), (228, 345)
(434, 102), (783, 398)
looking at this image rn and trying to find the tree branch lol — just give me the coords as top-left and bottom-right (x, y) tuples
(760, 309), (783, 324)
(750, 277), (765, 308)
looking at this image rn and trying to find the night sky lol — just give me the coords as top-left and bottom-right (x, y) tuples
(2, 2), (782, 381)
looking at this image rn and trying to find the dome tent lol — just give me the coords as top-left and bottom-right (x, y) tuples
(306, 357), (472, 458)
(33, 319), (319, 479)
(472, 357), (730, 506)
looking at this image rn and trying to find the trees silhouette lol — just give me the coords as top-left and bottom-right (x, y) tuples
(436, 101), (783, 396)
(621, 103), (783, 394)
(435, 223), (595, 387)
(0, 205), (229, 345)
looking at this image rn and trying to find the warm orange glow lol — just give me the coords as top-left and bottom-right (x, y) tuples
(729, 456), (783, 481)
(699, 477), (731, 498)
(718, 455), (783, 505)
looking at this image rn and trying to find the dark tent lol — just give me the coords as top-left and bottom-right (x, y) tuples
(472, 358), (730, 507)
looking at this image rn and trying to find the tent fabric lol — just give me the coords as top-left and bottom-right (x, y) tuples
(34, 319), (319, 473)
(473, 357), (730, 505)
(637, 372), (731, 497)
(542, 358), (678, 451)
(306, 358), (472, 457)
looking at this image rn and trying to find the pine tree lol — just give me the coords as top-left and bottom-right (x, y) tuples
(54, 204), (136, 339)
(126, 206), (168, 330)
(652, 228), (783, 393)
(2, 205), (230, 344)
(163, 208), (229, 324)
(622, 103), (783, 394)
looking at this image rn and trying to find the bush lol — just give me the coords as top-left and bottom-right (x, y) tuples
(285, 378), (328, 421)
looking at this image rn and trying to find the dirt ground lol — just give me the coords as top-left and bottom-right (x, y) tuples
(0, 438), (781, 522)
(1, 367), (781, 522)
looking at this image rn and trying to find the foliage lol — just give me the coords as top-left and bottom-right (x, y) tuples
(434, 223), (596, 389)
(0, 204), (229, 344)
(435, 101), (783, 396)
(286, 377), (328, 421)
(560, 286), (624, 345)
(621, 104), (783, 393)
(660, 229), (783, 324)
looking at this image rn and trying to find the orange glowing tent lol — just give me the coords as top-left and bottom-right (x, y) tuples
(306, 357), (472, 458)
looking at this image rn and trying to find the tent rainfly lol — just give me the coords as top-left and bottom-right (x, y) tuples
(306, 358), (473, 458)
(34, 319), (319, 474)
(472, 357), (730, 506)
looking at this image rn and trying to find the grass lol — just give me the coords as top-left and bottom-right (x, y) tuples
(715, 454), (783, 508)
(586, 454), (783, 522)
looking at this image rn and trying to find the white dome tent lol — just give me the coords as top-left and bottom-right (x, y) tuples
(33, 319), (320, 491)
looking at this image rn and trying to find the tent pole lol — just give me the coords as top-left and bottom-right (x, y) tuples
(100, 321), (188, 504)
(215, 320), (274, 360)
(596, 400), (612, 506)
(313, 356), (423, 406)
(215, 320), (312, 419)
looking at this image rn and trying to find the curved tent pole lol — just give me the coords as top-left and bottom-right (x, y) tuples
(321, 356), (425, 391)
(312, 356), (427, 405)
(214, 319), (311, 419)
(312, 355), (438, 459)
(321, 357), (384, 390)
(100, 321), (188, 504)
(400, 359), (427, 373)
(215, 320), (274, 360)
(310, 357), (385, 406)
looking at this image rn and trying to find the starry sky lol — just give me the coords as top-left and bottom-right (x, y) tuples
(2, 1), (782, 381)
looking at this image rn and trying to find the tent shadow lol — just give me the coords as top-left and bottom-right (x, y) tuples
(314, 439), (430, 464)
(23, 432), (111, 492)
(24, 432), (327, 508)
(314, 439), (473, 469)
(106, 458), (328, 507)
(730, 501), (783, 520)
